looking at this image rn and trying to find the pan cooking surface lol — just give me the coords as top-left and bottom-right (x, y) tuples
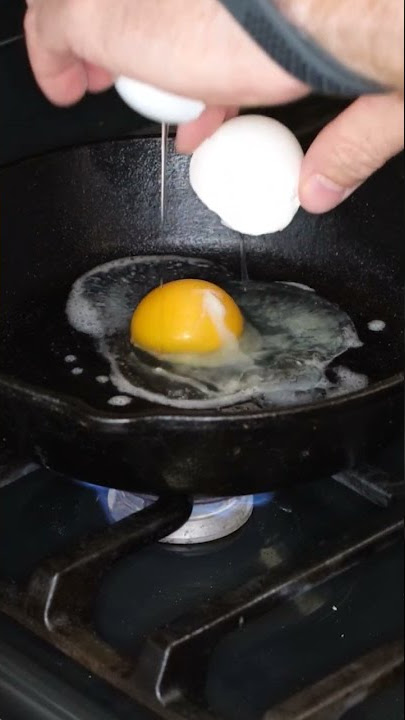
(65, 255), (367, 411)
(0, 139), (403, 421)
(0, 139), (403, 493)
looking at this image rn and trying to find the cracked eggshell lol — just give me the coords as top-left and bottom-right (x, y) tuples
(189, 115), (304, 236)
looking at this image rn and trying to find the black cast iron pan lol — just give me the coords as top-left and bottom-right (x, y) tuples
(0, 129), (403, 496)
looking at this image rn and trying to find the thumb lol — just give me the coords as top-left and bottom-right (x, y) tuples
(176, 106), (238, 154)
(299, 94), (404, 214)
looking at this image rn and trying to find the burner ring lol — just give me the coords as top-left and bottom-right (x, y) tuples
(107, 490), (254, 544)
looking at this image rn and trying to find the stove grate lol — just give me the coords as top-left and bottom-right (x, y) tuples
(0, 457), (403, 720)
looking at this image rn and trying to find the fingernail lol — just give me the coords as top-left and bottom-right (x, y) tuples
(301, 174), (355, 213)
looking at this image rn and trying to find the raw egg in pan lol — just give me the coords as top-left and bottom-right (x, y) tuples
(67, 256), (367, 410)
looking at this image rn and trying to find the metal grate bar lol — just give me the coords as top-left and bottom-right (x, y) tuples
(24, 495), (192, 625)
(263, 640), (404, 720)
(334, 465), (405, 507)
(133, 514), (404, 705)
(0, 495), (211, 720)
(0, 461), (403, 720)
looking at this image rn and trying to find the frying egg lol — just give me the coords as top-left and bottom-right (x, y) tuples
(130, 279), (244, 355)
(190, 115), (304, 236)
(66, 256), (367, 411)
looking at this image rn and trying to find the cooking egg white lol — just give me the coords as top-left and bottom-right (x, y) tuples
(190, 115), (304, 236)
(66, 256), (367, 410)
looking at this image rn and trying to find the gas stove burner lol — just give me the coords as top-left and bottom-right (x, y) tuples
(107, 490), (254, 544)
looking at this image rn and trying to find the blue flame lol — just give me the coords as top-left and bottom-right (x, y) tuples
(73, 478), (111, 518)
(253, 492), (275, 507)
(74, 478), (275, 521)
(73, 478), (105, 492)
(94, 489), (111, 519)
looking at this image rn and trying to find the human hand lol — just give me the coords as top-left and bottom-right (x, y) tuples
(24, 0), (404, 215)
(176, 0), (404, 213)
(24, 0), (307, 108)
(177, 93), (404, 214)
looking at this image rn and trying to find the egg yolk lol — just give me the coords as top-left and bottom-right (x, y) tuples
(130, 279), (244, 354)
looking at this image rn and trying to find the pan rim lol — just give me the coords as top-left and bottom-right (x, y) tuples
(0, 133), (162, 174)
(0, 96), (352, 172)
(0, 371), (403, 427)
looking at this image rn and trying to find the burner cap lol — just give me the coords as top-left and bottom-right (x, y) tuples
(107, 491), (254, 544)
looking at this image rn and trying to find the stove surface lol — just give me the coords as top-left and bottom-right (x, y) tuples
(0, 434), (403, 720)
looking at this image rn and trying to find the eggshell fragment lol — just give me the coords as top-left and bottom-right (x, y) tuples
(190, 115), (304, 236)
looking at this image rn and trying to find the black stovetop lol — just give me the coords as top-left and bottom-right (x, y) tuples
(0, 434), (404, 720)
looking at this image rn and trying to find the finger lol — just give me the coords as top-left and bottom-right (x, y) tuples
(26, 0), (307, 108)
(24, 5), (87, 105)
(300, 94), (404, 214)
(84, 63), (113, 93)
(176, 106), (238, 154)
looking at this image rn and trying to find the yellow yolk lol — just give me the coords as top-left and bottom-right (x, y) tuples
(130, 279), (244, 354)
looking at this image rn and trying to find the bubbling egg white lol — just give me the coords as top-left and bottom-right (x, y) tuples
(66, 256), (367, 410)
(190, 115), (304, 236)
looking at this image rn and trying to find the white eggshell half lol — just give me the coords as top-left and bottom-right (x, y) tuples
(115, 77), (205, 124)
(189, 115), (304, 236)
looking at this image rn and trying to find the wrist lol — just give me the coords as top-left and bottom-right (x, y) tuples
(219, 0), (383, 95)
(276, 0), (404, 91)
